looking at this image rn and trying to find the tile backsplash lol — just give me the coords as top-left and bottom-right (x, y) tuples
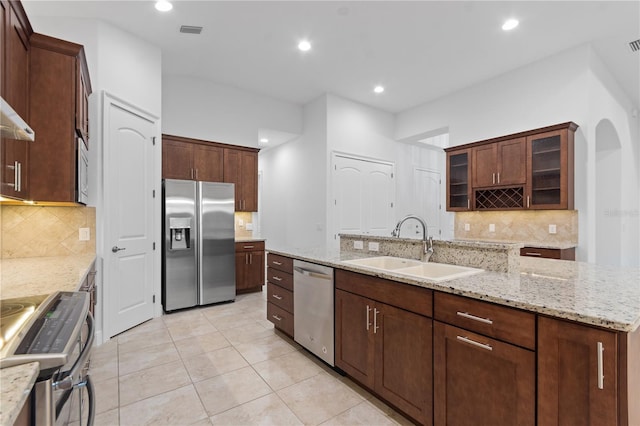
(1, 205), (96, 259)
(454, 210), (578, 245)
(234, 211), (254, 239)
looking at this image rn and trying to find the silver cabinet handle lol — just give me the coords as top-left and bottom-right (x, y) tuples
(366, 305), (371, 331)
(497, 172), (500, 183)
(244, 245), (254, 249)
(492, 173), (496, 184)
(272, 294), (283, 300)
(16, 162), (21, 192)
(112, 246), (126, 253)
(524, 252), (542, 256)
(597, 341), (604, 390)
(272, 261), (283, 266)
(373, 308), (380, 334)
(456, 311), (493, 325)
(467, 199), (470, 210)
(271, 276), (282, 281)
(527, 196), (530, 208)
(457, 335), (493, 351)
(272, 314), (282, 322)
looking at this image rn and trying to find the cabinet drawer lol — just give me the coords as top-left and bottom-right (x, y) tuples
(267, 253), (293, 274)
(235, 241), (265, 252)
(520, 247), (575, 260)
(267, 302), (293, 337)
(267, 268), (293, 292)
(434, 292), (535, 350)
(335, 269), (432, 317)
(267, 282), (293, 313)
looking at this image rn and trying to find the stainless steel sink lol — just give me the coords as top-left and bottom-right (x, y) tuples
(342, 256), (483, 282)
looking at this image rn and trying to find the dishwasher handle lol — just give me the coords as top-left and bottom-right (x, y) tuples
(293, 266), (332, 281)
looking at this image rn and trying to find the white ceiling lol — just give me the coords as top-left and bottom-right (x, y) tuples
(23, 1), (640, 113)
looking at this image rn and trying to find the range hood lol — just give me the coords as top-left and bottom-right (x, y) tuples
(0, 96), (35, 141)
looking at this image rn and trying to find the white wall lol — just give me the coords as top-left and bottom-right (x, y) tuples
(25, 15), (163, 341)
(162, 75), (302, 147)
(396, 43), (639, 266)
(259, 96), (327, 249)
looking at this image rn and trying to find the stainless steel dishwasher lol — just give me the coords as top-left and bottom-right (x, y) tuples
(293, 259), (335, 366)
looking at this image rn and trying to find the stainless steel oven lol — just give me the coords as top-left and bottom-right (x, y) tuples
(1, 291), (95, 425)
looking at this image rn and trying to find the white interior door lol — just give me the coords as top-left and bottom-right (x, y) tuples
(333, 154), (395, 248)
(104, 94), (157, 338)
(413, 168), (441, 239)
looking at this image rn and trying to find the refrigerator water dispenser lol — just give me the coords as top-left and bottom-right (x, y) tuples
(169, 217), (191, 250)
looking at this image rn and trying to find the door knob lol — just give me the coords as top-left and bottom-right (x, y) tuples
(112, 246), (126, 253)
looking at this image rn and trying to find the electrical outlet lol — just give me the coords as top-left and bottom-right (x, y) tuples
(238, 218), (244, 226)
(368, 242), (380, 252)
(79, 228), (90, 241)
(246, 223), (253, 231)
(549, 224), (557, 234)
(489, 224), (496, 233)
(354, 241), (364, 250)
(464, 223), (470, 231)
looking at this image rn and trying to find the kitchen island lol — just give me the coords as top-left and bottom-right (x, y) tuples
(266, 242), (640, 425)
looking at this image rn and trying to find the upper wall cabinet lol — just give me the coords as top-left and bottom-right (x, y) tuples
(446, 122), (577, 211)
(28, 33), (92, 203)
(162, 134), (224, 182)
(1, 0), (32, 200)
(162, 134), (259, 212)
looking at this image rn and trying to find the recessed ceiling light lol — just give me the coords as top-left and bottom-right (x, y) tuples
(298, 40), (312, 52)
(502, 18), (519, 31)
(374, 85), (385, 94)
(259, 138), (269, 144)
(155, 1), (173, 12)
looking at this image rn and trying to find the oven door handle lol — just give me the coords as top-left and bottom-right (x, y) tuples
(53, 312), (94, 391)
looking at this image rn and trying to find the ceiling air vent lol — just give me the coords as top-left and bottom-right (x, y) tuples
(629, 39), (640, 53)
(180, 25), (203, 35)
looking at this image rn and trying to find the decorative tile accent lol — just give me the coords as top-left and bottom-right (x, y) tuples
(1, 205), (96, 259)
(454, 210), (578, 247)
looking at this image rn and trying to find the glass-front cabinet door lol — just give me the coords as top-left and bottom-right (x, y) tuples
(526, 128), (573, 210)
(447, 149), (472, 211)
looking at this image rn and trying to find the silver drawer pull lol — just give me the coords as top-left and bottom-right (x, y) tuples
(524, 252), (542, 256)
(244, 245), (254, 249)
(272, 314), (282, 322)
(271, 276), (283, 281)
(457, 335), (493, 351)
(272, 294), (283, 300)
(272, 261), (283, 266)
(456, 311), (493, 325)
(597, 341), (604, 389)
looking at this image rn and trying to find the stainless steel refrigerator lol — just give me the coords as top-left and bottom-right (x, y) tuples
(162, 179), (235, 311)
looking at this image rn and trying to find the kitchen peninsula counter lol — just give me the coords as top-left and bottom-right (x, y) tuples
(0, 253), (96, 299)
(266, 245), (640, 332)
(0, 362), (38, 426)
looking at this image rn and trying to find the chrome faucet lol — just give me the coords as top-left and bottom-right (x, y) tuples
(391, 214), (434, 261)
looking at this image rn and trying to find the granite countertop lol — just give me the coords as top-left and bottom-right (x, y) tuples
(453, 238), (576, 250)
(0, 362), (38, 426)
(235, 237), (266, 243)
(0, 253), (96, 299)
(266, 246), (640, 332)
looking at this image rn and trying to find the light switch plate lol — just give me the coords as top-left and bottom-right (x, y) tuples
(549, 224), (557, 234)
(489, 224), (496, 233)
(464, 223), (470, 231)
(368, 242), (380, 252)
(79, 228), (90, 241)
(354, 241), (364, 250)
(246, 223), (253, 230)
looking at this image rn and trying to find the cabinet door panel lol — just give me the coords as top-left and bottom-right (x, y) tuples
(434, 322), (535, 426)
(538, 317), (618, 426)
(240, 151), (258, 211)
(498, 138), (526, 185)
(234, 252), (248, 291)
(472, 144), (496, 188)
(335, 289), (375, 388)
(376, 304), (432, 425)
(193, 144), (223, 182)
(162, 139), (193, 179)
(447, 150), (471, 211)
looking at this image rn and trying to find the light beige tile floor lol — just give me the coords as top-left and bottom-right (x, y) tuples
(87, 289), (414, 426)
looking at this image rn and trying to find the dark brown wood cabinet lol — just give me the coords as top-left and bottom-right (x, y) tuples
(162, 134), (223, 182)
(266, 253), (294, 336)
(520, 246), (575, 260)
(472, 137), (526, 188)
(445, 122), (577, 211)
(335, 270), (433, 425)
(28, 33), (92, 203)
(223, 148), (258, 212)
(446, 149), (471, 211)
(1, 0), (32, 200)
(235, 240), (264, 294)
